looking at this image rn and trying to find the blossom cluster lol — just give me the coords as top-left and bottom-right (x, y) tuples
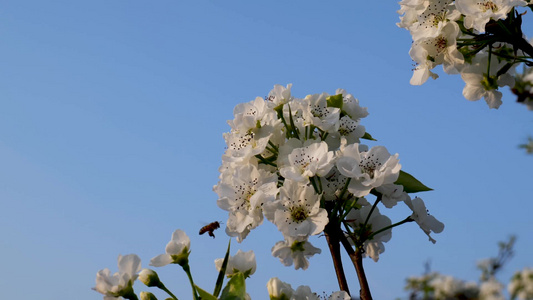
(406, 272), (505, 300)
(267, 277), (351, 300)
(398, 0), (530, 108)
(214, 84), (443, 267)
(406, 268), (533, 300)
(93, 229), (354, 300)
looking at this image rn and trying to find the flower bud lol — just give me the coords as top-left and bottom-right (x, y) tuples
(267, 277), (293, 300)
(140, 291), (158, 300)
(138, 269), (161, 287)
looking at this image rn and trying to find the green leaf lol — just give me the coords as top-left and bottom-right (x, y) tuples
(196, 285), (218, 300)
(326, 94), (343, 109)
(219, 272), (246, 300)
(361, 132), (377, 141)
(394, 170), (432, 193)
(213, 239), (231, 297)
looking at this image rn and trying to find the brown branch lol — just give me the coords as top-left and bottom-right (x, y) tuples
(339, 234), (373, 300)
(324, 222), (350, 296)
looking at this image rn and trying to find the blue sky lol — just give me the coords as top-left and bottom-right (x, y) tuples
(1, 1), (532, 299)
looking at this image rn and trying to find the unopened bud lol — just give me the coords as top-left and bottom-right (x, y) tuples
(140, 291), (158, 300)
(138, 269), (161, 287)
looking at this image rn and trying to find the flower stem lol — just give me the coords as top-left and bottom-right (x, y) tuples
(158, 283), (179, 300)
(181, 264), (199, 300)
(366, 216), (413, 242)
(363, 194), (381, 228)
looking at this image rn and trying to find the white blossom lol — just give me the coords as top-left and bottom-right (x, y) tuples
(291, 285), (320, 300)
(409, 21), (464, 85)
(271, 236), (322, 270)
(479, 278), (505, 300)
(94, 254), (141, 300)
(267, 277), (294, 300)
(150, 230), (190, 267)
(215, 164), (278, 242)
(265, 180), (328, 238)
(279, 140), (335, 183)
(336, 143), (401, 197)
(267, 84), (293, 108)
(215, 249), (257, 277)
(228, 96), (275, 132)
(346, 206), (392, 262)
(508, 268), (533, 300)
(302, 93), (340, 133)
(456, 0), (527, 33)
(404, 196), (444, 243)
(375, 183), (409, 208)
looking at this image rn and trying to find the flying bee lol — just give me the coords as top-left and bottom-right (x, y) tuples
(199, 221), (221, 238)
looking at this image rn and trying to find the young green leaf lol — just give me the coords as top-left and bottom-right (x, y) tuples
(394, 170), (432, 193)
(326, 94), (344, 109)
(213, 239), (231, 298)
(362, 132), (377, 141)
(196, 285), (218, 300)
(219, 272), (246, 300)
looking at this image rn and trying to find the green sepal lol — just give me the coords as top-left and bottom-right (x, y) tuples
(394, 170), (432, 193)
(219, 272), (246, 300)
(213, 239), (231, 297)
(196, 285), (218, 300)
(361, 132), (377, 141)
(326, 94), (343, 109)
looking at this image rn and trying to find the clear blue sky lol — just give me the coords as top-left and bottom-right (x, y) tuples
(1, 1), (532, 299)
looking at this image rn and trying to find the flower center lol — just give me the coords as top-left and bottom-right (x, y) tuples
(435, 36), (447, 53)
(359, 154), (382, 178)
(229, 131), (254, 151)
(478, 1), (498, 12)
(311, 104), (327, 118)
(235, 178), (258, 210)
(290, 206), (308, 223)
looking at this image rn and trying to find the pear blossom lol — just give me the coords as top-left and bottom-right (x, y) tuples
(215, 164), (278, 242)
(271, 236), (322, 270)
(508, 268), (533, 300)
(279, 140), (335, 183)
(346, 206), (392, 262)
(410, 0), (461, 41)
(291, 285), (320, 300)
(267, 83), (293, 108)
(479, 278), (505, 300)
(409, 21), (464, 85)
(328, 291), (351, 300)
(335, 88), (369, 121)
(150, 229), (190, 267)
(94, 254), (141, 300)
(215, 249), (257, 278)
(404, 196), (444, 243)
(222, 126), (274, 165)
(228, 96), (274, 132)
(431, 275), (480, 299)
(302, 93), (340, 133)
(322, 167), (350, 201)
(375, 183), (409, 208)
(397, 0), (429, 30)
(456, 0), (527, 33)
(336, 143), (401, 197)
(265, 180), (328, 238)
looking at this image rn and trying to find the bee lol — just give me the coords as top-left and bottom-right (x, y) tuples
(199, 221), (221, 238)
